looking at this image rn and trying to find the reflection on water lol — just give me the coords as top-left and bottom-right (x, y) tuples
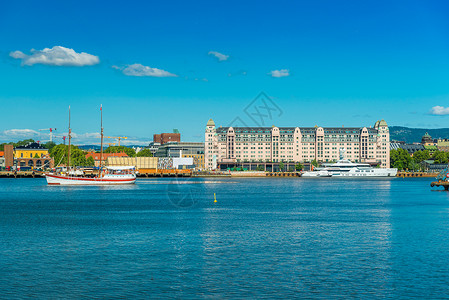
(0, 177), (448, 298)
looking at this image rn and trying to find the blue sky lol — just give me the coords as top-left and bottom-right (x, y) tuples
(1, 0), (448, 144)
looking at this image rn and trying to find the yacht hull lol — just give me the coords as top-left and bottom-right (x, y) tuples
(46, 174), (136, 185)
(302, 168), (397, 178)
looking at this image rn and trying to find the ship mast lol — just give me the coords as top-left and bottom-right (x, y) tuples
(67, 106), (71, 170)
(99, 105), (104, 169)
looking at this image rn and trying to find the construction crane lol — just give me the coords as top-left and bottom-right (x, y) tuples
(106, 136), (127, 146)
(52, 135), (67, 145)
(39, 128), (57, 142)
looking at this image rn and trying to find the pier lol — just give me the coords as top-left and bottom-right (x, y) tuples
(137, 169), (192, 177)
(430, 181), (449, 191)
(396, 172), (438, 178)
(0, 171), (44, 178)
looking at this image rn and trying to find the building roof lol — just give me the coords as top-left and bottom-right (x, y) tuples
(215, 126), (378, 134)
(390, 143), (425, 153)
(378, 119), (388, 127)
(206, 119), (215, 126)
(424, 145), (438, 150)
(15, 142), (47, 150)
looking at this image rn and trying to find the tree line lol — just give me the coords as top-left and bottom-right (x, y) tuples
(1, 139), (153, 167)
(390, 149), (449, 171)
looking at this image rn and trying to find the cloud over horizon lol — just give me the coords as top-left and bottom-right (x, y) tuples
(270, 69), (290, 77)
(10, 46), (99, 66)
(1, 129), (39, 140)
(430, 106), (449, 116)
(208, 51), (229, 61)
(114, 64), (178, 77)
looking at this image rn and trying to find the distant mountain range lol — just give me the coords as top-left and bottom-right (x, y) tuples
(389, 126), (449, 143)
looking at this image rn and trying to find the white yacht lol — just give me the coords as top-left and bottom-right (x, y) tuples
(302, 149), (397, 178)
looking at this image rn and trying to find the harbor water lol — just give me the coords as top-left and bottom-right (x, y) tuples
(1, 177), (448, 298)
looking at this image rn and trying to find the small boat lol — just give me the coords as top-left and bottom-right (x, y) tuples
(46, 105), (136, 185)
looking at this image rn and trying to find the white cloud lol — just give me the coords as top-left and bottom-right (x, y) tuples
(0, 129), (40, 142)
(115, 64), (177, 77)
(270, 69), (290, 78)
(208, 51), (229, 61)
(430, 106), (449, 116)
(9, 46), (99, 66)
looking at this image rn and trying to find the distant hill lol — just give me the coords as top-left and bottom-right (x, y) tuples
(77, 144), (147, 151)
(389, 126), (449, 143)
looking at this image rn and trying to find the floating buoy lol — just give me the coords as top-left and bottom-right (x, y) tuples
(214, 193), (217, 203)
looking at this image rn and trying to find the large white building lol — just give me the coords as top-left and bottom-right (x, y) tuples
(205, 119), (390, 169)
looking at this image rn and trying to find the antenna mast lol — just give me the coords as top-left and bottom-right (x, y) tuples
(67, 106), (71, 170)
(99, 105), (104, 169)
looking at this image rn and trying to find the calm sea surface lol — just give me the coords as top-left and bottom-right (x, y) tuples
(0, 177), (448, 299)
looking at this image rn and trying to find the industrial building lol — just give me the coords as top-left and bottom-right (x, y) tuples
(154, 142), (204, 158)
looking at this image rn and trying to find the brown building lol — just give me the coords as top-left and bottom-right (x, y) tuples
(4, 144), (14, 168)
(153, 132), (181, 145)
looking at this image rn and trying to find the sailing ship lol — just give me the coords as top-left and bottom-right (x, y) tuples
(45, 106), (136, 185)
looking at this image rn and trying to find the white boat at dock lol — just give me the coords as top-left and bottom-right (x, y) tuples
(302, 149), (397, 178)
(46, 166), (136, 185)
(45, 105), (136, 185)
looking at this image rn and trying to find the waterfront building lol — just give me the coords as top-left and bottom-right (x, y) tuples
(6, 143), (54, 169)
(437, 139), (449, 152)
(14, 142), (49, 159)
(154, 142), (204, 158)
(147, 142), (161, 155)
(107, 157), (158, 169)
(182, 153), (205, 170)
(205, 119), (391, 170)
(86, 151), (128, 167)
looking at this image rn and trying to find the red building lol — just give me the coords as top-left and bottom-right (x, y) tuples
(153, 133), (181, 145)
(85, 151), (128, 167)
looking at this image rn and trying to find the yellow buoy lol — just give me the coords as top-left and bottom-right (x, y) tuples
(214, 193), (217, 203)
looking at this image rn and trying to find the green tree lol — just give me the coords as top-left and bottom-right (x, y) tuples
(42, 141), (57, 152)
(390, 149), (412, 170)
(295, 162), (304, 171)
(50, 144), (90, 167)
(0, 139), (36, 151)
(136, 149), (153, 157)
(412, 150), (430, 163)
(256, 165), (264, 171)
(104, 146), (136, 157)
(86, 156), (95, 167)
(432, 150), (449, 164)
(408, 160), (421, 172)
(311, 159), (319, 167)
(279, 162), (284, 171)
(34, 153), (40, 158)
(14, 139), (35, 147)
